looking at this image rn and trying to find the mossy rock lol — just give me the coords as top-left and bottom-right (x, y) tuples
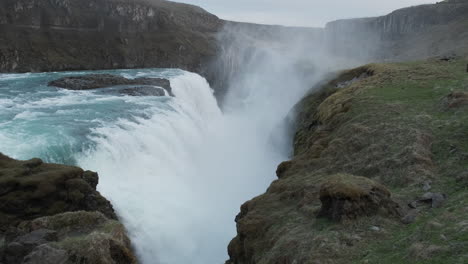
(318, 174), (401, 221)
(3, 211), (137, 264)
(0, 153), (116, 230)
(444, 91), (468, 108)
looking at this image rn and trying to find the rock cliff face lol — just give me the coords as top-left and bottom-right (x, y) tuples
(0, 0), (222, 74)
(0, 153), (137, 263)
(325, 0), (468, 61)
(208, 0), (468, 101)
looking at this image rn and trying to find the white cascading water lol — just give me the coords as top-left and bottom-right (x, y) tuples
(78, 72), (224, 263)
(76, 52), (319, 263)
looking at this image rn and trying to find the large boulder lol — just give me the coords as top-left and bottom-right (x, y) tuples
(318, 174), (402, 221)
(120, 86), (167, 97)
(48, 74), (172, 96)
(0, 153), (116, 229)
(0, 153), (137, 263)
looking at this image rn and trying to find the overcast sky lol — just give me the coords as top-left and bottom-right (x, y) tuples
(173, 0), (437, 27)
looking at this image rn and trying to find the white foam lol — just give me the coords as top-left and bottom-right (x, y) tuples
(13, 111), (47, 120)
(0, 98), (14, 108)
(0, 73), (32, 81)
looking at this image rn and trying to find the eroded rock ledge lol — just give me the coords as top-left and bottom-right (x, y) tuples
(0, 153), (137, 264)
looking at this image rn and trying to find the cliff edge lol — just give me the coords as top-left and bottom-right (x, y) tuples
(227, 58), (468, 263)
(325, 0), (468, 61)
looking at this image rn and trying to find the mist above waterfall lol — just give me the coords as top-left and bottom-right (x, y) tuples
(73, 23), (346, 264)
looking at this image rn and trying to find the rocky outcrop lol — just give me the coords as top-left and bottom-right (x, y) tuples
(0, 0), (222, 74)
(120, 86), (167, 97)
(0, 153), (137, 263)
(318, 174), (401, 221)
(48, 74), (172, 95)
(0, 153), (116, 228)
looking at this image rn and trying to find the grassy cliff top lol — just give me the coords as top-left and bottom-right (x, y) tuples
(227, 58), (468, 264)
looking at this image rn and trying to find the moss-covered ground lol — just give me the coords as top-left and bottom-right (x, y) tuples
(348, 59), (468, 264)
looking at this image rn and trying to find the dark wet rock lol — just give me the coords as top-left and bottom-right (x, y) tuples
(49, 74), (172, 95)
(317, 174), (401, 221)
(120, 86), (167, 97)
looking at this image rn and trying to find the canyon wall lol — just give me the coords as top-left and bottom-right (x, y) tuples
(0, 0), (221, 74)
(325, 0), (468, 61)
